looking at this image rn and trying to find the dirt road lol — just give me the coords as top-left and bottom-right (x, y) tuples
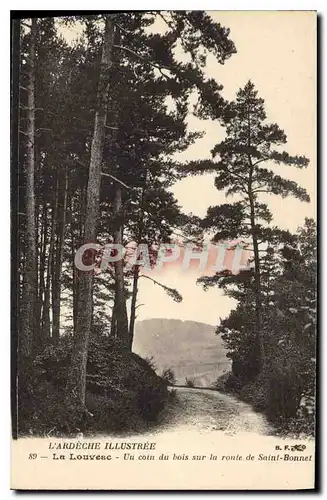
(156, 386), (273, 435)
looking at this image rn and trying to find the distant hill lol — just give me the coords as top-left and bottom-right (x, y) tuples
(133, 318), (231, 387)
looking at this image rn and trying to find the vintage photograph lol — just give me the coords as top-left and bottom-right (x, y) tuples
(11, 10), (317, 490)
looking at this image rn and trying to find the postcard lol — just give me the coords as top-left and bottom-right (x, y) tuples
(11, 10), (317, 490)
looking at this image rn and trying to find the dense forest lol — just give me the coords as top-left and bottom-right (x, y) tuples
(15, 13), (316, 437)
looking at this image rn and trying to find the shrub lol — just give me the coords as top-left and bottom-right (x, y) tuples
(236, 365), (314, 436)
(161, 367), (176, 386)
(168, 388), (177, 400)
(266, 367), (303, 422)
(215, 371), (243, 393)
(185, 377), (195, 388)
(143, 356), (157, 371)
(239, 376), (269, 412)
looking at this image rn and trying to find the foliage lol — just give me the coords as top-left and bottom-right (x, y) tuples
(193, 81), (310, 372)
(17, 336), (168, 436)
(17, 16), (316, 438)
(161, 367), (177, 386)
(185, 377), (196, 388)
(143, 356), (157, 371)
(186, 80), (315, 436)
(213, 219), (316, 436)
(19, 13), (237, 347)
(215, 371), (243, 394)
(168, 388), (178, 400)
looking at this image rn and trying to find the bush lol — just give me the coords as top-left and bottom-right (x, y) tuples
(239, 376), (269, 412)
(215, 371), (243, 393)
(265, 366), (303, 421)
(185, 377), (195, 388)
(235, 365), (315, 436)
(161, 367), (176, 386)
(143, 356), (157, 371)
(168, 388), (177, 400)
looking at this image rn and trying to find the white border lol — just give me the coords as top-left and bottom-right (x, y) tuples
(1, 2), (324, 498)
(3, 2), (323, 11)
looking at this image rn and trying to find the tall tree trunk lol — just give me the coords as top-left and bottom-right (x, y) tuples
(35, 200), (47, 343)
(42, 177), (58, 341)
(110, 284), (118, 338)
(110, 302), (117, 338)
(113, 185), (129, 348)
(35, 182), (40, 306)
(70, 216), (77, 335)
(20, 18), (37, 359)
(52, 167), (68, 343)
(69, 191), (80, 334)
(128, 186), (145, 350)
(249, 190), (264, 371)
(72, 187), (85, 333)
(128, 265), (139, 351)
(247, 105), (263, 372)
(66, 17), (114, 407)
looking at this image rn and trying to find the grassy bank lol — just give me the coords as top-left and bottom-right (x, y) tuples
(17, 336), (169, 437)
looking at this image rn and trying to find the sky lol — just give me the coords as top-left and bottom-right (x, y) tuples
(137, 11), (316, 326)
(59, 12), (316, 326)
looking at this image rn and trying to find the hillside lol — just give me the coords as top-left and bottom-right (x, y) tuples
(133, 319), (231, 387)
(18, 336), (168, 436)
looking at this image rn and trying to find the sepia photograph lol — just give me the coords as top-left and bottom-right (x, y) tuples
(11, 9), (317, 490)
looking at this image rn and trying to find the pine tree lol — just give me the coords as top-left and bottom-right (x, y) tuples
(20, 18), (37, 359)
(124, 183), (184, 348)
(20, 17), (76, 348)
(193, 81), (310, 371)
(66, 16), (115, 407)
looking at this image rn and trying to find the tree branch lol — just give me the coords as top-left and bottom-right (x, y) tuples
(157, 11), (174, 31)
(225, 165), (248, 188)
(101, 172), (132, 190)
(113, 44), (174, 80)
(139, 274), (182, 302)
(252, 157), (268, 168)
(35, 127), (52, 135)
(19, 105), (45, 112)
(105, 125), (119, 131)
(113, 21), (134, 37)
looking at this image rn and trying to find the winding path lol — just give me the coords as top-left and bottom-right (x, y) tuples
(156, 386), (273, 435)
